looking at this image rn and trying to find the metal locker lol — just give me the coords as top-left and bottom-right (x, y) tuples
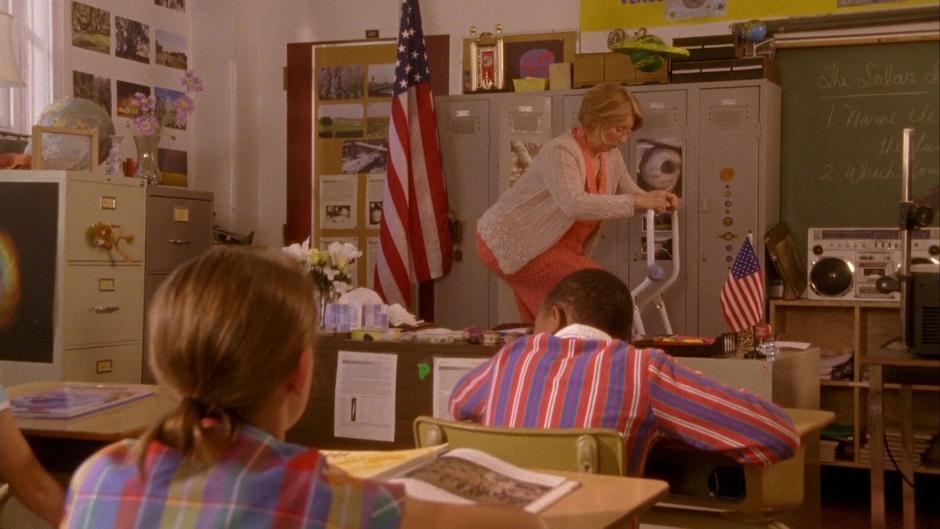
(434, 96), (493, 329)
(493, 93), (554, 324)
(626, 88), (690, 336)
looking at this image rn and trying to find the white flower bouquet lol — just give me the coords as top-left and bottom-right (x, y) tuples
(282, 238), (362, 293)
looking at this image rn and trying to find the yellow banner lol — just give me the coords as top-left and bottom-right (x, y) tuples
(580, 0), (937, 32)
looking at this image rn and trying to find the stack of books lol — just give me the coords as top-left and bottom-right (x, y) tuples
(820, 423), (854, 463)
(859, 429), (935, 468)
(819, 351), (852, 381)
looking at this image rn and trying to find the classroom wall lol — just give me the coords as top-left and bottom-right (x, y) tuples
(189, 1), (936, 248)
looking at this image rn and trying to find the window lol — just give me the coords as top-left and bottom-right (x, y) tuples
(1, 0), (56, 134)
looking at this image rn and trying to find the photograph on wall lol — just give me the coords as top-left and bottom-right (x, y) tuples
(155, 29), (188, 70)
(155, 0), (185, 13)
(318, 66), (365, 101)
(155, 86), (187, 130)
(636, 138), (682, 197)
(0, 182), (57, 364)
(366, 237), (379, 290)
(366, 102), (390, 138)
(341, 139), (388, 174)
(73, 70), (112, 115)
(317, 104), (364, 139)
(664, 0), (727, 20)
(115, 16), (150, 64)
(367, 64), (396, 98)
(366, 173), (385, 228)
(504, 40), (565, 81)
(320, 237), (359, 286)
(319, 174), (358, 230)
(509, 140), (543, 186)
(71, 1), (110, 55)
(116, 81), (150, 118)
(157, 148), (188, 187)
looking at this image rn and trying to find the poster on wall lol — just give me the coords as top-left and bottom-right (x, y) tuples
(155, 87), (187, 130)
(366, 237), (379, 290)
(318, 104), (364, 139)
(365, 103), (390, 138)
(0, 183), (57, 364)
(157, 148), (188, 187)
(73, 70), (112, 115)
(155, 29), (188, 70)
(333, 350), (397, 442)
(318, 66), (365, 101)
(115, 16), (150, 64)
(319, 175), (358, 230)
(366, 174), (385, 228)
(635, 138), (682, 197)
(116, 81), (150, 118)
(341, 139), (388, 174)
(71, 2), (110, 55)
(367, 64), (396, 98)
(155, 0), (186, 13)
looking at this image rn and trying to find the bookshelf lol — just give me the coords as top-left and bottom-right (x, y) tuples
(770, 299), (940, 474)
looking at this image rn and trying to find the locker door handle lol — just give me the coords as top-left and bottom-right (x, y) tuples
(91, 305), (120, 313)
(168, 239), (191, 245)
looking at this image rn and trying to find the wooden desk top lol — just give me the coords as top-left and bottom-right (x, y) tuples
(8, 381), (175, 442)
(862, 346), (940, 369)
(784, 408), (836, 437)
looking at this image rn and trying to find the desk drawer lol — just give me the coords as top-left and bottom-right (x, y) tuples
(64, 265), (144, 346)
(146, 195), (212, 272)
(63, 342), (141, 383)
(66, 179), (146, 263)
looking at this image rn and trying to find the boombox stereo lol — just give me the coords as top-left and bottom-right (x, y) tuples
(806, 227), (940, 301)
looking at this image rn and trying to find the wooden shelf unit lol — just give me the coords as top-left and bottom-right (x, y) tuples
(770, 299), (940, 474)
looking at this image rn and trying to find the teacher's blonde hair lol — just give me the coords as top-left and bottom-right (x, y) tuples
(578, 82), (644, 131)
(139, 246), (317, 470)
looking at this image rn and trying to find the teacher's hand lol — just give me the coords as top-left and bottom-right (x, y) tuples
(634, 190), (679, 213)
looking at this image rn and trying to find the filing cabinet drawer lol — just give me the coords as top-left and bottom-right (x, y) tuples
(146, 195), (212, 272)
(63, 342), (141, 383)
(66, 179), (146, 263)
(64, 264), (144, 346)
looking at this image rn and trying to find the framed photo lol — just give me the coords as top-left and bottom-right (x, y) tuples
(31, 126), (99, 173)
(467, 25), (505, 93)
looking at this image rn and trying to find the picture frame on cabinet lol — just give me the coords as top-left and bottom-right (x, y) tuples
(31, 126), (99, 174)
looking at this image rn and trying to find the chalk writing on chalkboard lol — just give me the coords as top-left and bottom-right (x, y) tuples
(778, 41), (939, 260)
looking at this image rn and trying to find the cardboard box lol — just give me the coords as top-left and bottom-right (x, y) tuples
(573, 53), (605, 88)
(549, 62), (571, 90)
(605, 53), (668, 86)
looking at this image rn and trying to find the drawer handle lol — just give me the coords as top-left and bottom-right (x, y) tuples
(168, 239), (191, 246)
(91, 305), (120, 313)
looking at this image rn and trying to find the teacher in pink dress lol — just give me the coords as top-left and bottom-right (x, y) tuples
(476, 82), (679, 323)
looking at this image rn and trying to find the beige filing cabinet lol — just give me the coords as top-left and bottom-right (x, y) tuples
(142, 186), (213, 383)
(0, 170), (146, 386)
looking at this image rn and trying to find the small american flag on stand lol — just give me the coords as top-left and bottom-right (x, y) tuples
(720, 234), (765, 332)
(374, 0), (452, 309)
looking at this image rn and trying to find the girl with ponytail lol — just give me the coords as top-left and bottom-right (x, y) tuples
(60, 246), (543, 529)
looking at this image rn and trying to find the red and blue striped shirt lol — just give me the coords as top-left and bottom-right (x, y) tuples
(449, 333), (799, 476)
(61, 424), (405, 529)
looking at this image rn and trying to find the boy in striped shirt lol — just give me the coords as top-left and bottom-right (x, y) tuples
(449, 268), (799, 476)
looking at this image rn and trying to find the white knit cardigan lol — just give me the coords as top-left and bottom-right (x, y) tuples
(477, 132), (643, 274)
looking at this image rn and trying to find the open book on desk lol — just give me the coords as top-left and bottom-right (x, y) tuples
(373, 446), (580, 513)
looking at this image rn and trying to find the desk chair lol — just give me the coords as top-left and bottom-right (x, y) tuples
(413, 416), (625, 475)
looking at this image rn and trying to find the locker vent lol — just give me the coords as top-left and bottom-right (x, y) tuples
(447, 116), (479, 135)
(509, 112), (543, 133)
(922, 306), (939, 345)
(644, 108), (677, 131)
(707, 105), (751, 128)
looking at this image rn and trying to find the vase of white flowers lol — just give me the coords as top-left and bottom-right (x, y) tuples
(283, 238), (362, 329)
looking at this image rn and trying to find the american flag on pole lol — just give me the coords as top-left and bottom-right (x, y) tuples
(720, 235), (765, 332)
(374, 0), (452, 309)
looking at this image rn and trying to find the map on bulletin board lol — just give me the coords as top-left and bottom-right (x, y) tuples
(579, 0), (938, 32)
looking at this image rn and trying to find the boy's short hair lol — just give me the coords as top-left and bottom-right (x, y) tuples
(542, 268), (633, 340)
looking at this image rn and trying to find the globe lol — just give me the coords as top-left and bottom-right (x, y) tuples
(741, 20), (767, 43)
(26, 97), (115, 168)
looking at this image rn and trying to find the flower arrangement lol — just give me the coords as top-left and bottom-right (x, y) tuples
(131, 70), (204, 137)
(283, 238), (362, 294)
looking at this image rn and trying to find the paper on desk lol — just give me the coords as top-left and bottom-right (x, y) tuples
(775, 341), (811, 350)
(432, 357), (488, 420)
(334, 351), (397, 442)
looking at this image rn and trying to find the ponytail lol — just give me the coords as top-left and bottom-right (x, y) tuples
(137, 396), (241, 473)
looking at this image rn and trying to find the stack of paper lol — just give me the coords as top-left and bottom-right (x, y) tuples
(819, 351), (852, 380)
(859, 429), (936, 467)
(819, 439), (840, 463)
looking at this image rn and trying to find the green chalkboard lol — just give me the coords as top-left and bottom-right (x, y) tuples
(778, 40), (939, 260)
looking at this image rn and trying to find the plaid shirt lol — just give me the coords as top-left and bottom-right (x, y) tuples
(62, 424), (405, 529)
(449, 333), (799, 476)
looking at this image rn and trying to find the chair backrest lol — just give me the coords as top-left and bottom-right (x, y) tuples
(413, 416), (626, 475)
